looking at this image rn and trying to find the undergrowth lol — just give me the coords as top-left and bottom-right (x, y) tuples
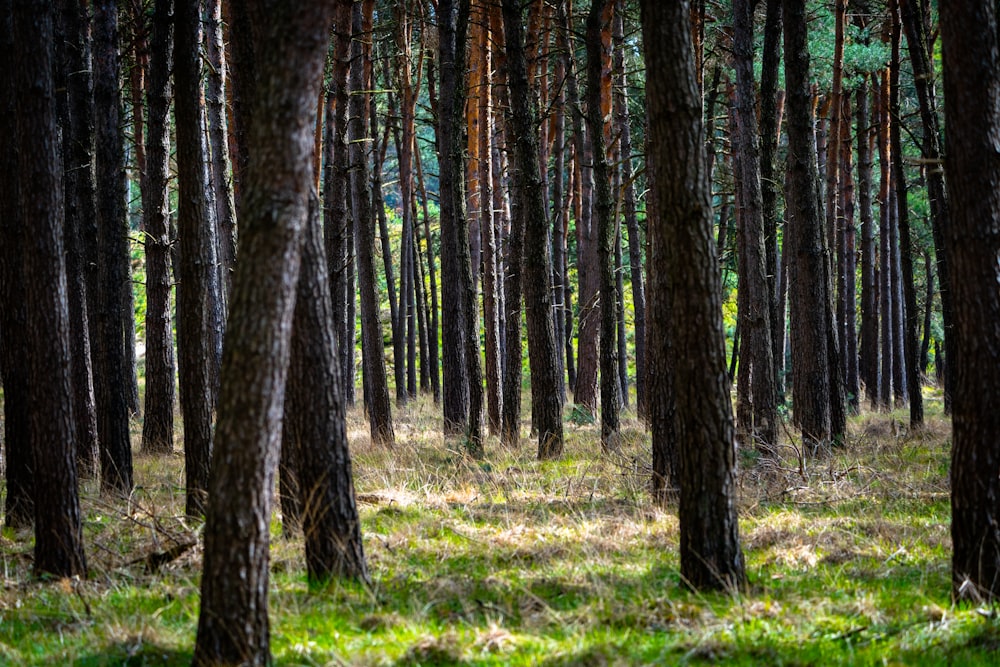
(1, 387), (995, 665)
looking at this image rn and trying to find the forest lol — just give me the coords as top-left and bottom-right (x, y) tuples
(2, 0), (1000, 664)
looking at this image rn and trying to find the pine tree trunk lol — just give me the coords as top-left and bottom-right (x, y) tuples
(192, 2), (337, 663)
(857, 77), (880, 409)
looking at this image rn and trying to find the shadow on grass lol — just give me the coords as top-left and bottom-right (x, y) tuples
(73, 640), (191, 667)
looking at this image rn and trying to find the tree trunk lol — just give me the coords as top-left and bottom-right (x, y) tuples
(642, 0), (745, 591)
(350, 0), (394, 446)
(12, 0), (89, 579)
(0, 2), (33, 530)
(92, 0), (134, 495)
(857, 76), (880, 409)
(288, 193), (369, 583)
(733, 0), (778, 453)
(192, 2), (337, 663)
(175, 0), (223, 517)
(889, 0), (923, 427)
(57, 0), (101, 474)
(900, 0), (954, 414)
(504, 0), (565, 459)
(939, 0), (1000, 603)
(586, 0), (620, 451)
(141, 0), (176, 455)
(839, 94), (860, 414)
(876, 71), (894, 410)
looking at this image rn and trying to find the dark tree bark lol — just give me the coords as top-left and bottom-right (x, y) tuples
(857, 77), (880, 409)
(0, 1), (33, 530)
(838, 94), (860, 414)
(503, 0), (565, 459)
(613, 0), (645, 416)
(876, 71), (894, 409)
(141, 0), (176, 455)
(784, 0), (836, 449)
(939, 0), (1000, 603)
(175, 0), (223, 517)
(641, 0), (746, 591)
(12, 0), (88, 579)
(57, 0), (100, 474)
(205, 0), (237, 305)
(93, 0), (134, 495)
(587, 0), (620, 451)
(733, 0), (778, 453)
(350, 0), (394, 446)
(890, 189), (907, 405)
(900, 0), (953, 414)
(759, 0), (784, 402)
(439, 0), (484, 447)
(324, 1), (354, 406)
(192, 2), (337, 664)
(287, 193), (369, 583)
(889, 0), (923, 427)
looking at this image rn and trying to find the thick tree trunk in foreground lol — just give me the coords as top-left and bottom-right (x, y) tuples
(192, 2), (337, 664)
(13, 0), (88, 578)
(939, 0), (1000, 603)
(642, 0), (745, 591)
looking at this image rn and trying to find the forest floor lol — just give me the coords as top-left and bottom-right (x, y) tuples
(1, 387), (997, 665)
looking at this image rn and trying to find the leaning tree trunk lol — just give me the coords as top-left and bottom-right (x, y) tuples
(192, 2), (337, 664)
(12, 0), (89, 579)
(939, 0), (1000, 603)
(641, 0), (746, 592)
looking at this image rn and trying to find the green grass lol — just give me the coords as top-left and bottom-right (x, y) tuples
(2, 388), (997, 665)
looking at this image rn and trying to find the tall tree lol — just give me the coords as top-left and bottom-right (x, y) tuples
(889, 0), (923, 426)
(503, 0), (565, 459)
(140, 0), (176, 454)
(12, 0), (88, 578)
(586, 0), (621, 451)
(733, 0), (778, 452)
(92, 0), (134, 495)
(350, 0), (395, 445)
(857, 75), (880, 409)
(642, 0), (746, 591)
(783, 0), (840, 450)
(57, 0), (101, 474)
(939, 0), (1000, 603)
(192, 1), (338, 663)
(175, 0), (223, 516)
(0, 0), (33, 530)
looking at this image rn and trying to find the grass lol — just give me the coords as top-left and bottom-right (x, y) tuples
(2, 387), (997, 665)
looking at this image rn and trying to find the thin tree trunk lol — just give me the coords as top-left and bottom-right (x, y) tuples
(876, 70), (894, 410)
(839, 94), (860, 414)
(857, 76), (880, 409)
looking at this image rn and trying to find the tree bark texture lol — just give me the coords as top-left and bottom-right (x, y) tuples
(141, 0), (176, 454)
(175, 0), (223, 517)
(192, 2), (337, 664)
(12, 0), (88, 578)
(857, 77), (880, 409)
(503, 0), (565, 459)
(939, 0), (1000, 603)
(92, 0), (134, 495)
(642, 0), (746, 591)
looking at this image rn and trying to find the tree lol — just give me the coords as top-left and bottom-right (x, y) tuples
(92, 0), (134, 495)
(175, 0), (223, 517)
(140, 0), (175, 454)
(939, 0), (1000, 603)
(350, 0), (395, 446)
(586, 0), (621, 452)
(732, 0), (778, 452)
(503, 0), (565, 459)
(11, 0), (88, 578)
(192, 1), (338, 663)
(783, 0), (841, 450)
(641, 0), (746, 591)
